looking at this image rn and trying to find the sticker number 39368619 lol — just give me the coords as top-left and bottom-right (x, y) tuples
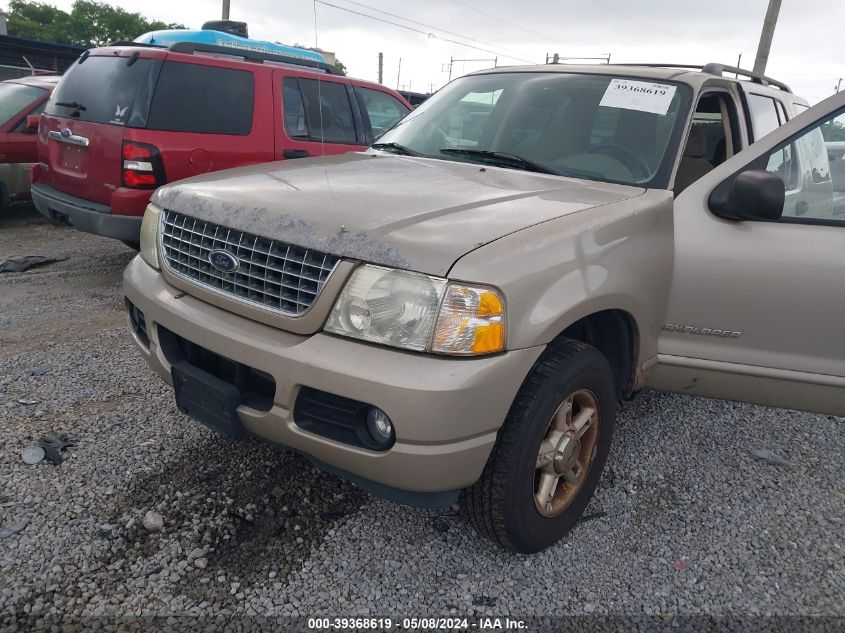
(599, 79), (678, 115)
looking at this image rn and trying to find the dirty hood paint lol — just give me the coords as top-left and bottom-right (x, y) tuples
(153, 152), (644, 276)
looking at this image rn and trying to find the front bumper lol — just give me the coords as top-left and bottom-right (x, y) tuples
(123, 256), (543, 497)
(31, 183), (142, 243)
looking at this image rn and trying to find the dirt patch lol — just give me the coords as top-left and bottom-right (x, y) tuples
(97, 433), (367, 602)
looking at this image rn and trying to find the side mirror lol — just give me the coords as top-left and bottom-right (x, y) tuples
(710, 169), (785, 221)
(24, 114), (40, 133)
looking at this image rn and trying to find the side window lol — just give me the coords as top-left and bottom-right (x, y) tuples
(146, 62), (254, 135)
(282, 78), (308, 139)
(356, 87), (410, 138)
(283, 77), (356, 144)
(675, 92), (739, 195)
(747, 93), (781, 141)
(764, 109), (844, 223)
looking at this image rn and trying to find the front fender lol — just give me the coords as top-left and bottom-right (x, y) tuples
(448, 190), (674, 368)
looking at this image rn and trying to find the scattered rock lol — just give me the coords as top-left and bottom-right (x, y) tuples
(194, 558), (208, 569)
(750, 448), (794, 468)
(672, 560), (688, 571)
(21, 445), (46, 465)
(142, 511), (164, 532)
(0, 520), (28, 539)
(22, 363), (54, 378)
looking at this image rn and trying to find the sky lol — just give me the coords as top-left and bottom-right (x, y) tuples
(9, 0), (843, 104)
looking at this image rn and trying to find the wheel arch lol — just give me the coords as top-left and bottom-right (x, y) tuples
(553, 308), (639, 402)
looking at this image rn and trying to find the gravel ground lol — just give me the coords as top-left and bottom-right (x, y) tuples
(1, 207), (843, 629)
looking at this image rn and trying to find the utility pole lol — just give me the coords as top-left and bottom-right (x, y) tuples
(378, 52), (383, 84)
(222, 0), (230, 19)
(396, 58), (401, 90)
(836, 78), (843, 94)
(753, 0), (782, 75)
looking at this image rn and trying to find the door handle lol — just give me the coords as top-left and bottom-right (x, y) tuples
(48, 130), (90, 147)
(283, 149), (310, 159)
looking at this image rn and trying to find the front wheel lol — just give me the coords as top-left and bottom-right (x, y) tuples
(460, 339), (616, 553)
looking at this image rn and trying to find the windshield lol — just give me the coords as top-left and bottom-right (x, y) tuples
(0, 83), (46, 127)
(376, 72), (691, 187)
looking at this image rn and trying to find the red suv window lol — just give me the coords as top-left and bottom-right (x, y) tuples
(146, 62), (254, 135)
(283, 77), (356, 144)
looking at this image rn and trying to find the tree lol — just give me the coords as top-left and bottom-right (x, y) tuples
(334, 59), (347, 75)
(6, 0), (184, 47)
(821, 120), (845, 142)
(5, 1), (72, 43)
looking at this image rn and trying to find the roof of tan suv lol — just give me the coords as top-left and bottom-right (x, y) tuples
(472, 63), (794, 99)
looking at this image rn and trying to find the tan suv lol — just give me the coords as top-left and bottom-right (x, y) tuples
(123, 63), (845, 553)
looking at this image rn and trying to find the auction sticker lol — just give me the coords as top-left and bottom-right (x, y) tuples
(599, 78), (677, 115)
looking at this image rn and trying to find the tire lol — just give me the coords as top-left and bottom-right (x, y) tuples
(460, 338), (616, 553)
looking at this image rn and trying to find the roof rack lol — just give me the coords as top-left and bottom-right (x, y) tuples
(168, 42), (341, 75)
(105, 40), (341, 75)
(612, 62), (791, 93)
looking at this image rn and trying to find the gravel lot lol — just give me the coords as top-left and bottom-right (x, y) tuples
(1, 206), (842, 628)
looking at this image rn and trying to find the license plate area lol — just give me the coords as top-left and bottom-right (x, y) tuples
(172, 361), (245, 438)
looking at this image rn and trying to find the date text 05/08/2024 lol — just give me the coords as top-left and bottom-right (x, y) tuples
(307, 617), (528, 631)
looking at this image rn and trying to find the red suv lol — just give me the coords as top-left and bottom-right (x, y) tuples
(31, 39), (411, 246)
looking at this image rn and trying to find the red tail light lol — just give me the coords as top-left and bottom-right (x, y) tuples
(122, 141), (165, 190)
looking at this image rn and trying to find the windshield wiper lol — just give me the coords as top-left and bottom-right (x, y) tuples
(371, 142), (421, 156)
(439, 148), (557, 175)
(54, 101), (86, 111)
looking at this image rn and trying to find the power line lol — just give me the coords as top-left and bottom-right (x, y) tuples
(335, 0), (530, 62)
(313, 0), (536, 64)
(448, 0), (559, 44)
(585, 0), (724, 54)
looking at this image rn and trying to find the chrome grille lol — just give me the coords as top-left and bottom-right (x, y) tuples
(160, 210), (339, 316)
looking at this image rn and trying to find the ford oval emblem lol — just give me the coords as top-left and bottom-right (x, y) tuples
(208, 249), (239, 274)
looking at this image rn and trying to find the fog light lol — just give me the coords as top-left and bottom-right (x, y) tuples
(128, 301), (149, 348)
(366, 408), (394, 446)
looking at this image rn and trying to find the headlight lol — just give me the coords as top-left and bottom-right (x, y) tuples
(431, 283), (505, 355)
(326, 265), (446, 351)
(139, 203), (161, 270)
(325, 265), (506, 355)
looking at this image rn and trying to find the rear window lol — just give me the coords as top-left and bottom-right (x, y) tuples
(146, 62), (254, 135)
(45, 56), (159, 126)
(0, 83), (46, 126)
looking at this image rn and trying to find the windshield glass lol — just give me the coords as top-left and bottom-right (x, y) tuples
(0, 83), (46, 127)
(376, 72), (691, 187)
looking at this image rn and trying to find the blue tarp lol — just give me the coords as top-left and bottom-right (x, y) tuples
(134, 29), (326, 64)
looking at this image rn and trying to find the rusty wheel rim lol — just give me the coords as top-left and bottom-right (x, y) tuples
(533, 389), (600, 518)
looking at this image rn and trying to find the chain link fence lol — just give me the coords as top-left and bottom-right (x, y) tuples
(0, 62), (56, 82)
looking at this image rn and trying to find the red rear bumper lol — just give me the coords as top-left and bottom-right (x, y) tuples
(30, 163), (152, 217)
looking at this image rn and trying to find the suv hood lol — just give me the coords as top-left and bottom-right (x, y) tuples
(153, 152), (644, 276)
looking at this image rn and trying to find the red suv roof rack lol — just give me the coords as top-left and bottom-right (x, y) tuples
(105, 40), (342, 75)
